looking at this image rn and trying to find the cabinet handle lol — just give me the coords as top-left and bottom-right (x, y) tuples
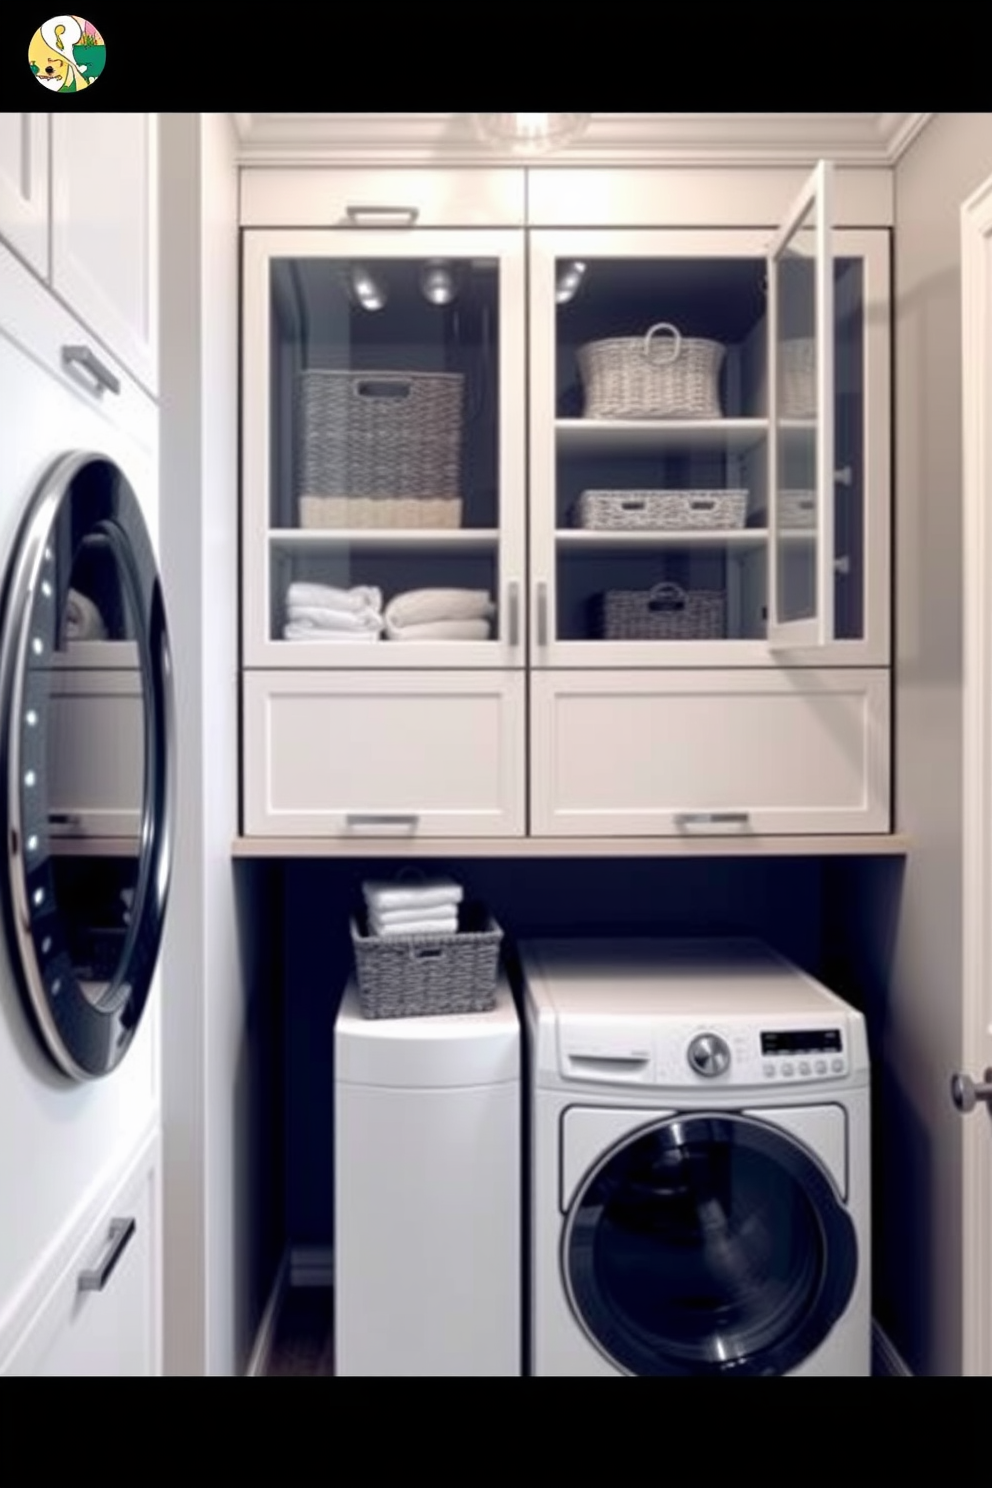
(673, 812), (752, 830)
(536, 582), (549, 648)
(344, 205), (420, 227)
(345, 813), (420, 832)
(78, 1217), (136, 1293)
(507, 580), (520, 649)
(61, 345), (121, 397)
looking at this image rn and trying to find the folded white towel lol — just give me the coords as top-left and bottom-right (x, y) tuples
(287, 582), (382, 613)
(363, 878), (463, 913)
(283, 624), (379, 642)
(370, 913), (459, 937)
(385, 618), (491, 642)
(370, 902), (463, 928)
(63, 588), (107, 642)
(385, 588), (495, 628)
(286, 604), (383, 633)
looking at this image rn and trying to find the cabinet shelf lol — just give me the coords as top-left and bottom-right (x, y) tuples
(555, 418), (768, 458)
(269, 528), (500, 556)
(557, 528), (768, 555)
(232, 834), (910, 860)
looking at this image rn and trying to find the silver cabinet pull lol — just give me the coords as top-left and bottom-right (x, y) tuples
(78, 1217), (136, 1292)
(536, 581), (549, 648)
(344, 205), (420, 227)
(345, 813), (420, 832)
(62, 345), (121, 397)
(507, 580), (520, 649)
(951, 1068), (992, 1114)
(674, 812), (752, 829)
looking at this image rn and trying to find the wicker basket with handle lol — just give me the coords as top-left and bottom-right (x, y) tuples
(575, 489), (748, 531)
(577, 322), (725, 420)
(350, 908), (502, 1020)
(595, 581), (726, 640)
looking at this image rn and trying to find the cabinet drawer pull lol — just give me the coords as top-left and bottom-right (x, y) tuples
(345, 813), (420, 832)
(536, 582), (549, 648)
(674, 811), (752, 829)
(507, 580), (520, 648)
(78, 1217), (136, 1293)
(61, 345), (121, 397)
(344, 205), (420, 227)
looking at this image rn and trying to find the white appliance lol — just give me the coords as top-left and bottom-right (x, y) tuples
(520, 937), (871, 1377)
(334, 977), (521, 1376)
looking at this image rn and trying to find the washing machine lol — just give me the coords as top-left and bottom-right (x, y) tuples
(520, 936), (871, 1377)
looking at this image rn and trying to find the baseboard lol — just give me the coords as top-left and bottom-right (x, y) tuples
(871, 1319), (913, 1377)
(245, 1251), (290, 1378)
(290, 1245), (334, 1288)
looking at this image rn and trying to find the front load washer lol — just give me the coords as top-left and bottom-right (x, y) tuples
(520, 937), (870, 1377)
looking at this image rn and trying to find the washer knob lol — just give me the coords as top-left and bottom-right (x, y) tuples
(687, 1032), (731, 1078)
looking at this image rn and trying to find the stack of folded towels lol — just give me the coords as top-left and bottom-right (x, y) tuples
(384, 588), (494, 641)
(283, 582), (384, 641)
(362, 876), (463, 937)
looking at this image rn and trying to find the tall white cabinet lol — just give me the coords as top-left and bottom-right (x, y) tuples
(0, 112), (162, 1376)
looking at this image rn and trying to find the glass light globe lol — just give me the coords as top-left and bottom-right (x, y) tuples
(473, 113), (591, 153)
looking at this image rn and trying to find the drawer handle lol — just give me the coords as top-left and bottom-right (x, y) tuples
(78, 1217), (136, 1293)
(344, 205), (420, 227)
(507, 580), (520, 649)
(674, 812), (752, 829)
(536, 581), (549, 648)
(62, 345), (121, 397)
(345, 813), (420, 832)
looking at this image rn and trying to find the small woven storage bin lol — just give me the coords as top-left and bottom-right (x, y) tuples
(350, 907), (502, 1020)
(595, 581), (726, 640)
(297, 368), (464, 528)
(575, 489), (748, 531)
(577, 322), (725, 420)
(780, 338), (816, 418)
(780, 488), (816, 529)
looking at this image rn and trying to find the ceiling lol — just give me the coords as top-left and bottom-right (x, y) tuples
(231, 114), (933, 168)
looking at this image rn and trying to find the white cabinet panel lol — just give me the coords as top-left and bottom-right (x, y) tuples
(244, 670), (526, 837)
(0, 114), (49, 277)
(241, 167), (526, 227)
(51, 114), (157, 394)
(0, 1131), (160, 1376)
(531, 669), (890, 836)
(47, 649), (142, 839)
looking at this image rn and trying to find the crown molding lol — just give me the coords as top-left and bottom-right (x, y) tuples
(230, 113), (933, 168)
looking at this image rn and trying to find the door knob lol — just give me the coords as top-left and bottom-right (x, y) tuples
(950, 1068), (992, 1114)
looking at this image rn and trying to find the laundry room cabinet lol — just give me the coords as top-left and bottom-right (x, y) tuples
(239, 163), (893, 841)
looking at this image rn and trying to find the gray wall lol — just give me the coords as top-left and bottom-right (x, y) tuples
(889, 112), (992, 1374)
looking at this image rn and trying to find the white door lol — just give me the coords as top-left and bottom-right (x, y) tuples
(959, 169), (992, 1376)
(0, 115), (49, 278)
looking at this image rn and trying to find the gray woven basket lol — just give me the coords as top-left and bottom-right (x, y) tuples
(575, 489), (748, 531)
(596, 581), (726, 640)
(350, 910), (502, 1020)
(297, 369), (464, 513)
(577, 322), (725, 420)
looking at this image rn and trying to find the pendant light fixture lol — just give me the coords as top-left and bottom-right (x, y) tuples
(472, 113), (591, 153)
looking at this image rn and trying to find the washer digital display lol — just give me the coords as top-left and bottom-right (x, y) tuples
(762, 1029), (843, 1055)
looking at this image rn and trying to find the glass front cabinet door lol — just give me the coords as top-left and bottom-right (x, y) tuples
(242, 228), (526, 670)
(527, 166), (890, 670)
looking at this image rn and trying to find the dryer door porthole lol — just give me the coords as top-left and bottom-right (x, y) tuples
(562, 1112), (857, 1377)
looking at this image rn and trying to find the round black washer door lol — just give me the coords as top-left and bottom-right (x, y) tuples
(563, 1113), (858, 1376)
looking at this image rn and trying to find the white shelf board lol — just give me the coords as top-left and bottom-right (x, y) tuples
(556, 418), (768, 457)
(269, 527), (500, 556)
(232, 834), (909, 860)
(557, 528), (768, 555)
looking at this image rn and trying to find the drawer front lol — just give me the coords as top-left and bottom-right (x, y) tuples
(244, 671), (526, 837)
(0, 1130), (160, 1377)
(531, 669), (890, 836)
(47, 663), (143, 838)
(240, 168), (526, 227)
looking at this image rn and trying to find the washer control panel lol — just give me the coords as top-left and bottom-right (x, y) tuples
(654, 1021), (849, 1087)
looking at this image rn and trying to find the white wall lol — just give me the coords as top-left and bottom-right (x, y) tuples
(159, 113), (266, 1375)
(889, 112), (992, 1375)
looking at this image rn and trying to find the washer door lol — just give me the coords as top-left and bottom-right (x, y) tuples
(563, 1113), (858, 1377)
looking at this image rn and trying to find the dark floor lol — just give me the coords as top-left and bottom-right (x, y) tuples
(265, 1286), (335, 1376)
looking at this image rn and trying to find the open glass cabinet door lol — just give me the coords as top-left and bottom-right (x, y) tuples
(767, 159), (835, 650)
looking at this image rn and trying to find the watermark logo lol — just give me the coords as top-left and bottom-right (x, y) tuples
(29, 15), (105, 91)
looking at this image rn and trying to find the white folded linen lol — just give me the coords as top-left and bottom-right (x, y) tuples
(385, 618), (491, 641)
(384, 588), (495, 628)
(286, 604), (383, 632)
(363, 878), (463, 913)
(287, 582), (382, 613)
(63, 588), (107, 641)
(370, 902), (463, 927)
(369, 912), (459, 937)
(283, 624), (379, 642)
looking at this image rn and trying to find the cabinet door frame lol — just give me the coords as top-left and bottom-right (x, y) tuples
(528, 223), (890, 669)
(241, 226), (527, 670)
(0, 114), (49, 279)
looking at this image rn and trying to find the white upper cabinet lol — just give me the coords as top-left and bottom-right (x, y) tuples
(0, 115), (49, 278)
(51, 114), (158, 395)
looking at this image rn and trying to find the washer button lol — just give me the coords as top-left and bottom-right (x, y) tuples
(831, 1057), (844, 1074)
(764, 1063), (776, 1078)
(782, 1062), (795, 1077)
(799, 1060), (811, 1076)
(815, 1059), (827, 1075)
